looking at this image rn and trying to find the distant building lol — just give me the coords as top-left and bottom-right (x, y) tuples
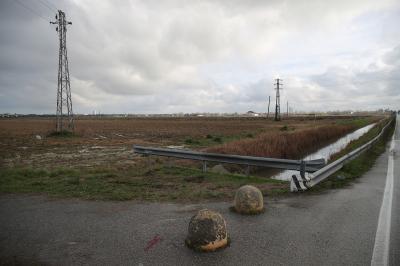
(246, 111), (259, 117)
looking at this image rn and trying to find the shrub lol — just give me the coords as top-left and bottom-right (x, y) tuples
(47, 130), (75, 138)
(213, 136), (222, 143)
(280, 125), (288, 131)
(185, 138), (200, 145)
(185, 138), (194, 144)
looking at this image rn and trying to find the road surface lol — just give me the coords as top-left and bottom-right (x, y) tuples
(1, 116), (399, 266)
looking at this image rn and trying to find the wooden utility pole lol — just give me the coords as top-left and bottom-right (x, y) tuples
(267, 96), (270, 118)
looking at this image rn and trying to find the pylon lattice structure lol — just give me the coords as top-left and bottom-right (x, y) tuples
(50, 10), (74, 132)
(274, 78), (283, 121)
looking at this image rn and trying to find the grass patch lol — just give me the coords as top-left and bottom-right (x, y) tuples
(185, 138), (201, 145)
(309, 117), (395, 191)
(279, 125), (288, 131)
(335, 117), (375, 127)
(279, 125), (295, 131)
(183, 132), (258, 148)
(0, 164), (288, 202)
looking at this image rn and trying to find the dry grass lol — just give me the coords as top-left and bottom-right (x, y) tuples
(208, 124), (364, 159)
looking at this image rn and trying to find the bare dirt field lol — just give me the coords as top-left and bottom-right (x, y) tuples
(0, 115), (382, 201)
(0, 116), (373, 167)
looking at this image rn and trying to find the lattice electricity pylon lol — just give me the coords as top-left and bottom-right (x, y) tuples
(50, 10), (74, 132)
(274, 78), (283, 121)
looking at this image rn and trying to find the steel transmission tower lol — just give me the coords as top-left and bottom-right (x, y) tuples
(50, 10), (74, 132)
(274, 78), (282, 121)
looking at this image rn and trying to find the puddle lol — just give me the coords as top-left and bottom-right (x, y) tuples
(272, 123), (376, 181)
(166, 145), (185, 149)
(91, 146), (105, 149)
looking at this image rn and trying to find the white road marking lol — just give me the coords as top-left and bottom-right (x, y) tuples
(371, 118), (397, 266)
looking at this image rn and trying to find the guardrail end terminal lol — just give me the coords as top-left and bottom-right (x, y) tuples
(291, 174), (309, 192)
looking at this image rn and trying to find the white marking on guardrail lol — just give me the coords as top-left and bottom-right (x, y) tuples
(371, 132), (396, 266)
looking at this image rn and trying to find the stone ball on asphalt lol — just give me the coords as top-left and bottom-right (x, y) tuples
(234, 185), (264, 214)
(185, 209), (228, 252)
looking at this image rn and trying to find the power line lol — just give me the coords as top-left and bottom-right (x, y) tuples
(13, 0), (49, 22)
(37, 0), (57, 13)
(41, 0), (58, 11)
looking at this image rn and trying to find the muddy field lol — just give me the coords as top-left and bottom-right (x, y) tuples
(0, 116), (359, 169)
(0, 115), (382, 201)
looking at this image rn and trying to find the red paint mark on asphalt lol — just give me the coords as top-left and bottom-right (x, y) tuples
(144, 234), (162, 252)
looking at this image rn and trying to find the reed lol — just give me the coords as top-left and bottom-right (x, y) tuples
(207, 125), (358, 159)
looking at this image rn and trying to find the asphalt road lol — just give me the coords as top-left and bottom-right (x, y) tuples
(389, 115), (400, 266)
(1, 116), (399, 266)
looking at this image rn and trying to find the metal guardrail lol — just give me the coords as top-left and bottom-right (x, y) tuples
(291, 117), (395, 192)
(133, 145), (326, 173)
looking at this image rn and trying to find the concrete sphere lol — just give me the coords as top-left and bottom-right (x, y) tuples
(185, 209), (228, 252)
(234, 185), (264, 214)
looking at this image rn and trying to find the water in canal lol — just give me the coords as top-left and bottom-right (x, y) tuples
(271, 123), (376, 181)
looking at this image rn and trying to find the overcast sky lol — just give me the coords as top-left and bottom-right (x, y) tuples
(1, 0), (399, 114)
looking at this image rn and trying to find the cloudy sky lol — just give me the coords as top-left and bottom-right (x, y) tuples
(1, 0), (399, 114)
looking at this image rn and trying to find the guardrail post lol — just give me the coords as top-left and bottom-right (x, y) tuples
(145, 154), (152, 171)
(246, 165), (250, 176)
(202, 161), (207, 173)
(300, 160), (306, 180)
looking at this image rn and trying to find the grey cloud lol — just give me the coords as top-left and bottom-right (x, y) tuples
(1, 0), (399, 114)
(384, 45), (400, 66)
(306, 45), (400, 109)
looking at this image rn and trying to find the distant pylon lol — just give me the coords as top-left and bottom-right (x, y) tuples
(50, 10), (74, 132)
(287, 101), (289, 117)
(274, 78), (282, 121)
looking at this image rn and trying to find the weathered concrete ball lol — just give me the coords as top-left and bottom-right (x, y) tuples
(185, 209), (228, 252)
(234, 185), (264, 214)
